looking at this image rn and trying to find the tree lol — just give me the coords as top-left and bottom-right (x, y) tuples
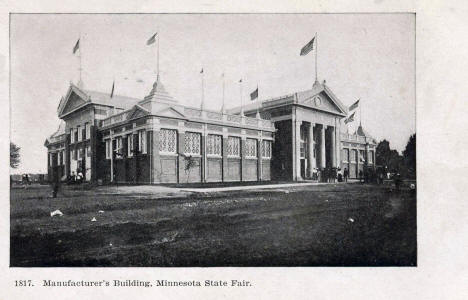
(403, 133), (416, 175)
(376, 139), (404, 172)
(10, 142), (20, 169)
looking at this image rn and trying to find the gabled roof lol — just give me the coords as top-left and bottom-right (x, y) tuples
(58, 82), (140, 118)
(227, 80), (347, 116)
(45, 121), (66, 145)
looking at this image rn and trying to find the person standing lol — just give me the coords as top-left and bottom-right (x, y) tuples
(344, 168), (349, 182)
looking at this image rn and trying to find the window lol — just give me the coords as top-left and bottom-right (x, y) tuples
(359, 150), (365, 162)
(369, 150), (374, 164)
(227, 136), (241, 157)
(70, 128), (75, 143)
(351, 149), (357, 163)
(85, 123), (91, 139)
(262, 140), (272, 158)
(77, 126), (81, 142)
(139, 130), (147, 154)
(77, 147), (84, 160)
(115, 137), (123, 158)
(128, 134), (134, 157)
(207, 134), (222, 156)
(159, 129), (177, 154)
(184, 132), (201, 155)
(105, 140), (111, 159)
(245, 138), (257, 158)
(86, 145), (91, 157)
(342, 149), (349, 163)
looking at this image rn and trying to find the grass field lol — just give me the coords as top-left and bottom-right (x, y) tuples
(10, 183), (416, 267)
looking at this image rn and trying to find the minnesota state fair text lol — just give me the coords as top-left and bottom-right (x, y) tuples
(41, 279), (252, 288)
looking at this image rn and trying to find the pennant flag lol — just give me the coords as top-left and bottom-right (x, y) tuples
(300, 36), (315, 56)
(200, 68), (204, 74)
(239, 79), (242, 83)
(349, 99), (360, 111)
(110, 81), (115, 98)
(344, 112), (355, 124)
(146, 33), (158, 45)
(73, 39), (80, 54)
(250, 87), (258, 101)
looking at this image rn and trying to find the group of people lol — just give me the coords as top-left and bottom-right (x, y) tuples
(311, 167), (349, 183)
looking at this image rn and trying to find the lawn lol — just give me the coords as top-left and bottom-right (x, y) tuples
(10, 183), (416, 267)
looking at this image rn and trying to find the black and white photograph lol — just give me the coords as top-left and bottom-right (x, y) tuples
(9, 13), (417, 268)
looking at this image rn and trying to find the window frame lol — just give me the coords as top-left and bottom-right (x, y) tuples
(227, 136), (241, 158)
(138, 130), (147, 154)
(184, 131), (201, 156)
(245, 138), (258, 159)
(159, 129), (177, 155)
(262, 140), (272, 159)
(207, 134), (222, 157)
(127, 134), (134, 157)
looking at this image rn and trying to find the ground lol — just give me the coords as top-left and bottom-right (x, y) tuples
(10, 183), (416, 267)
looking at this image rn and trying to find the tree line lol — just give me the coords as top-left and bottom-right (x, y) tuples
(375, 134), (416, 178)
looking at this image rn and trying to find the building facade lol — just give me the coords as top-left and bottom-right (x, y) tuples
(228, 80), (376, 180)
(45, 77), (275, 184)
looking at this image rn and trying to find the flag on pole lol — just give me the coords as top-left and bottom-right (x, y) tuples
(239, 79), (242, 83)
(344, 112), (355, 124)
(146, 33), (158, 45)
(250, 86), (258, 101)
(110, 81), (115, 98)
(200, 68), (204, 74)
(300, 36), (315, 56)
(349, 99), (360, 111)
(73, 39), (80, 54)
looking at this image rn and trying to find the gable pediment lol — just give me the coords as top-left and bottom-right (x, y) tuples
(301, 91), (346, 116)
(155, 107), (186, 119)
(127, 105), (150, 120)
(60, 91), (88, 116)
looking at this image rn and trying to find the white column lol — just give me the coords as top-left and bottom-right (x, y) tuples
(331, 126), (336, 167)
(308, 123), (315, 178)
(320, 125), (326, 168)
(295, 120), (302, 180)
(335, 119), (341, 169)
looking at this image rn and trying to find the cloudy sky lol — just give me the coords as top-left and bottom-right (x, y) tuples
(10, 13), (415, 174)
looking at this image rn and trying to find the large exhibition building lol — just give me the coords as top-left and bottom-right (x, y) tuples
(45, 76), (376, 184)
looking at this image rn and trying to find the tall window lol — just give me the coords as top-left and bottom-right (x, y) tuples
(359, 150), (365, 162)
(74, 128), (78, 143)
(184, 132), (201, 155)
(262, 140), (272, 159)
(77, 126), (82, 142)
(86, 145), (91, 157)
(342, 149), (349, 162)
(159, 129), (177, 154)
(369, 150), (374, 164)
(207, 134), (222, 156)
(128, 134), (134, 157)
(85, 123), (91, 139)
(351, 149), (357, 163)
(227, 136), (241, 157)
(105, 140), (111, 159)
(245, 138), (257, 158)
(70, 128), (75, 143)
(115, 137), (123, 158)
(138, 130), (147, 154)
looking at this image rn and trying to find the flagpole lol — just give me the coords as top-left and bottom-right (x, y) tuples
(221, 73), (225, 114)
(157, 33), (160, 79)
(315, 32), (318, 82)
(240, 79), (244, 116)
(78, 32), (82, 86)
(201, 69), (205, 110)
(256, 84), (261, 119)
(360, 99), (362, 126)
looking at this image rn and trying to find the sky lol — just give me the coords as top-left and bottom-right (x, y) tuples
(10, 14), (415, 174)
